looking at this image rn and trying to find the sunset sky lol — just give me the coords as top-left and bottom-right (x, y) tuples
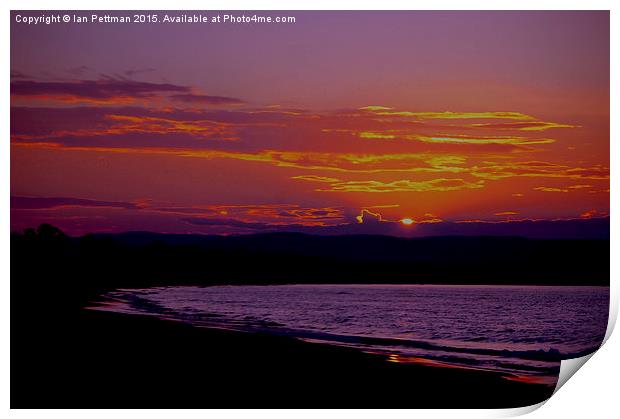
(10, 11), (610, 236)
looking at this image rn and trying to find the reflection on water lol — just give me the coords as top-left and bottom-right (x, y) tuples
(95, 284), (609, 385)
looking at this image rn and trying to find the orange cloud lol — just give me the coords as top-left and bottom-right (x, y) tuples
(580, 209), (608, 219)
(10, 78), (189, 105)
(11, 114), (240, 142)
(127, 202), (348, 227)
(105, 114), (240, 140)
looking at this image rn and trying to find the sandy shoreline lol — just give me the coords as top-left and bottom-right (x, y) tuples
(12, 309), (555, 408)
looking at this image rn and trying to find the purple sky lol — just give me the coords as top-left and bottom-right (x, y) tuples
(11, 11), (610, 236)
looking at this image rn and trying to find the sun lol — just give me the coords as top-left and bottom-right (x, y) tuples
(400, 218), (414, 226)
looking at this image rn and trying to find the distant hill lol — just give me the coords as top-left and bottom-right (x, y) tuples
(12, 225), (610, 302)
(181, 216), (610, 239)
(89, 230), (607, 264)
(79, 229), (610, 286)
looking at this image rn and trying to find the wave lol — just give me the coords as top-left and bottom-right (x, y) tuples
(117, 293), (598, 364)
(100, 285), (606, 381)
(268, 329), (598, 363)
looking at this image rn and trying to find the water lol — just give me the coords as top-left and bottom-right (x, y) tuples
(95, 284), (609, 384)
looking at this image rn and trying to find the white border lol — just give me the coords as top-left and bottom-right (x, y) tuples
(2, 1), (617, 418)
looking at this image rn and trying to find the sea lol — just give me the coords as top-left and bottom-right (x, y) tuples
(94, 284), (609, 385)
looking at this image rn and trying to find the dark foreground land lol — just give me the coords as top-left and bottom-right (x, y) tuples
(12, 309), (554, 408)
(12, 224), (606, 408)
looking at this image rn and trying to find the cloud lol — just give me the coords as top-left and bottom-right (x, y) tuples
(11, 196), (139, 210)
(315, 178), (485, 193)
(11, 70), (33, 80)
(170, 93), (244, 106)
(10, 78), (188, 103)
(10, 76), (244, 108)
(358, 106), (393, 111)
(472, 161), (609, 181)
(276, 208), (343, 220)
(174, 214), (611, 239)
(10, 195), (609, 240)
(145, 202), (346, 224)
(291, 175), (341, 183)
(588, 189), (610, 194)
(11, 111), (241, 142)
(410, 135), (554, 146)
(66, 65), (94, 76)
(12, 137), (609, 198)
(333, 128), (556, 147)
(102, 114), (240, 141)
(9, 93), (602, 206)
(470, 121), (579, 131)
(355, 209), (383, 224)
(11, 197), (349, 233)
(182, 217), (324, 232)
(533, 187), (569, 193)
(12, 142), (469, 175)
(183, 208), (378, 233)
(580, 209), (608, 219)
(361, 108), (536, 121)
(123, 68), (156, 78)
(358, 131), (396, 139)
(11, 101), (574, 162)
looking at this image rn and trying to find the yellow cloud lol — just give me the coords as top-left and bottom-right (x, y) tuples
(12, 142), (471, 175)
(291, 175), (340, 183)
(470, 121), (579, 131)
(472, 161), (609, 181)
(365, 204), (401, 209)
(533, 187), (569, 193)
(356, 209), (383, 223)
(358, 131), (396, 139)
(316, 178), (485, 193)
(411, 135), (554, 145)
(347, 129), (554, 146)
(359, 106), (393, 111)
(105, 114), (239, 139)
(372, 111), (536, 121)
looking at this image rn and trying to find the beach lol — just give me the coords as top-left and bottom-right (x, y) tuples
(11, 308), (555, 408)
(9, 8), (611, 410)
(11, 230), (606, 408)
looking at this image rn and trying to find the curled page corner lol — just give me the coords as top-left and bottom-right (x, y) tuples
(499, 400), (548, 417)
(501, 353), (600, 418)
(498, 352), (595, 418)
(554, 352), (596, 395)
(553, 285), (618, 395)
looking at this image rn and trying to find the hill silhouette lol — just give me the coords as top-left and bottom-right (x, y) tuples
(11, 224), (607, 408)
(12, 224), (609, 309)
